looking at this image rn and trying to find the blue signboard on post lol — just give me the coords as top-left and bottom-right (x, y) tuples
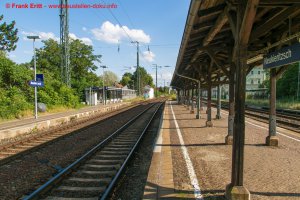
(29, 80), (44, 87)
(36, 74), (44, 82)
(263, 43), (300, 69)
(29, 73), (44, 87)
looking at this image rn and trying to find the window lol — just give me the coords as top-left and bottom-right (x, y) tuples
(251, 71), (254, 75)
(258, 79), (261, 84)
(251, 80), (254, 84)
(258, 71), (260, 74)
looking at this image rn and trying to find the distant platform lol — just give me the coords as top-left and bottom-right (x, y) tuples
(0, 102), (130, 141)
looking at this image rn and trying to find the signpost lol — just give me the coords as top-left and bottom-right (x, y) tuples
(29, 73), (44, 119)
(29, 80), (44, 87)
(36, 74), (44, 82)
(263, 43), (300, 69)
(29, 74), (44, 87)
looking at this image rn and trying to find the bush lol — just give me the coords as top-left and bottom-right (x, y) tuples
(0, 87), (32, 118)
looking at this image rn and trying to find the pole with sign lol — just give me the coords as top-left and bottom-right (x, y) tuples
(27, 35), (40, 119)
(262, 43), (300, 146)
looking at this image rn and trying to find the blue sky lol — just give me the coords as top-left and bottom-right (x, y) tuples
(1, 0), (190, 86)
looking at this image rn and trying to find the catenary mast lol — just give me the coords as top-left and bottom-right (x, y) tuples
(60, 0), (70, 86)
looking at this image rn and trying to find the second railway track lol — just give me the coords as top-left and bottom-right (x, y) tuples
(23, 101), (164, 200)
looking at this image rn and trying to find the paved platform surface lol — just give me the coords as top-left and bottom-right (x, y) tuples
(144, 101), (300, 200)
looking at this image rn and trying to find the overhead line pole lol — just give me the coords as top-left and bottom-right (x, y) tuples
(132, 41), (140, 96)
(60, 0), (70, 87)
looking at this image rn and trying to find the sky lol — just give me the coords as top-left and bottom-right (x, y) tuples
(1, 0), (190, 86)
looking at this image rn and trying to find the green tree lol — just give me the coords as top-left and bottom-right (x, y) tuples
(120, 72), (133, 88)
(0, 15), (19, 52)
(35, 39), (61, 77)
(277, 63), (299, 98)
(70, 39), (101, 80)
(102, 70), (119, 86)
(132, 67), (154, 93)
(35, 39), (102, 101)
(0, 54), (33, 118)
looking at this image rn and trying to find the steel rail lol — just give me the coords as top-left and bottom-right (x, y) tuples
(201, 100), (299, 132)
(100, 102), (163, 199)
(23, 102), (159, 200)
(0, 103), (140, 166)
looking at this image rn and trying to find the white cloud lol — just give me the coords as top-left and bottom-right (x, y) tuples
(21, 31), (93, 46)
(82, 27), (87, 31)
(91, 21), (150, 44)
(69, 33), (93, 46)
(142, 51), (155, 62)
(21, 31), (59, 41)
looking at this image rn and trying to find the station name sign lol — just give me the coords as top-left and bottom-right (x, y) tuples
(263, 43), (300, 69)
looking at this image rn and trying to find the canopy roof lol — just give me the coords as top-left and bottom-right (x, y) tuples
(171, 0), (300, 89)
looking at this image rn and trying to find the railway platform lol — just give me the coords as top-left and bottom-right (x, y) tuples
(0, 101), (129, 141)
(144, 101), (300, 200)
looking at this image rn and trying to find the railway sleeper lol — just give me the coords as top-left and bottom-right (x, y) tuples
(80, 164), (121, 171)
(50, 185), (106, 198)
(86, 159), (121, 165)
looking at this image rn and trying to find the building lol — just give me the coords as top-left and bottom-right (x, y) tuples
(143, 85), (154, 99)
(246, 65), (266, 90)
(85, 86), (136, 105)
(212, 65), (267, 99)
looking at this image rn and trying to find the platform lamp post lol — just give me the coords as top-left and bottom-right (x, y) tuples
(27, 35), (40, 119)
(100, 65), (108, 105)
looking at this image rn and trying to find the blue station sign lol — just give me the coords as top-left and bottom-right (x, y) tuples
(29, 80), (44, 87)
(263, 43), (300, 69)
(36, 74), (44, 82)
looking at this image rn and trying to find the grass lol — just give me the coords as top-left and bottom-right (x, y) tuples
(0, 104), (88, 123)
(212, 97), (300, 110)
(245, 98), (300, 110)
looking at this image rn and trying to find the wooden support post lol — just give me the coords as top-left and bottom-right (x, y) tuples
(177, 89), (181, 104)
(266, 68), (278, 146)
(226, 1), (259, 199)
(228, 43), (248, 193)
(206, 63), (213, 127)
(187, 89), (190, 110)
(191, 88), (195, 113)
(183, 88), (186, 106)
(226, 64), (235, 145)
(196, 82), (201, 119)
(216, 76), (222, 119)
(200, 89), (203, 111)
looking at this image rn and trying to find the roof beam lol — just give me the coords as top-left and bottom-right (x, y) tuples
(240, 0), (260, 45)
(226, 10), (237, 40)
(193, 21), (215, 30)
(206, 50), (230, 78)
(198, 3), (226, 17)
(203, 10), (228, 46)
(250, 5), (300, 41)
(259, 0), (300, 4)
(191, 8), (229, 63)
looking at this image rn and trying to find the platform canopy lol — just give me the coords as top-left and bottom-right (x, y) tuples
(171, 0), (300, 88)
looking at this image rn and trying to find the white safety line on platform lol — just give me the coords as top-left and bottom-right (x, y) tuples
(170, 103), (203, 200)
(217, 109), (300, 143)
(153, 105), (165, 153)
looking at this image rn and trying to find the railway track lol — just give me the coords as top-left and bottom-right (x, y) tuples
(23, 101), (163, 200)
(0, 103), (139, 165)
(200, 99), (300, 132)
(243, 106), (300, 132)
